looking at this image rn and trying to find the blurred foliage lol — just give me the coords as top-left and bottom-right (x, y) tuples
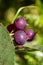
(0, 0), (35, 25)
(0, 0), (43, 26)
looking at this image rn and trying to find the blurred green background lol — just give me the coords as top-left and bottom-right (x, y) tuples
(0, 0), (43, 26)
(0, 0), (36, 26)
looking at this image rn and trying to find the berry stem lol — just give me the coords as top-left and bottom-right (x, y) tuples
(12, 6), (37, 22)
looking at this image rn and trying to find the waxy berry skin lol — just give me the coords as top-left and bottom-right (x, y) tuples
(7, 24), (15, 32)
(14, 17), (27, 30)
(25, 29), (36, 41)
(14, 30), (26, 45)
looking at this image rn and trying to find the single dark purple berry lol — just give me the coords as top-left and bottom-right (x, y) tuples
(7, 24), (15, 33)
(25, 29), (36, 41)
(14, 17), (27, 30)
(14, 30), (26, 45)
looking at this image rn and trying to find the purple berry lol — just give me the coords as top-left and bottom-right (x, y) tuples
(25, 29), (36, 41)
(14, 30), (26, 45)
(7, 24), (15, 33)
(14, 17), (27, 30)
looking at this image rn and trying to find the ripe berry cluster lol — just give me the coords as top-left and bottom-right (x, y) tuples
(7, 16), (36, 45)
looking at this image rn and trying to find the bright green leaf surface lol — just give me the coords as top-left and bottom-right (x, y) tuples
(0, 24), (15, 65)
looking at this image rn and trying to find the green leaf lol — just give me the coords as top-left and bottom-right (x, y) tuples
(0, 23), (15, 65)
